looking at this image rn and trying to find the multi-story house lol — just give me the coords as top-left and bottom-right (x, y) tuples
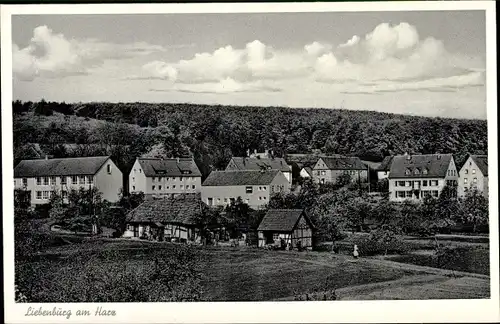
(129, 157), (202, 199)
(457, 154), (488, 198)
(311, 155), (369, 185)
(14, 156), (122, 204)
(388, 154), (458, 202)
(201, 170), (290, 209)
(376, 156), (394, 181)
(225, 155), (292, 185)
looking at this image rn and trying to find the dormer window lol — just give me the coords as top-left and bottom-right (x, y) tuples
(405, 168), (411, 175)
(422, 168), (428, 175)
(414, 168), (420, 175)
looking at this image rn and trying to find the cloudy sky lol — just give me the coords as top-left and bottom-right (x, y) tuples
(12, 11), (486, 119)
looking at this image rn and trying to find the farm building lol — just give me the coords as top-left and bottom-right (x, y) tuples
(257, 209), (314, 250)
(123, 194), (204, 243)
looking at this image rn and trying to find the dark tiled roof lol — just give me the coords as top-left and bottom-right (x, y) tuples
(388, 154), (453, 179)
(471, 155), (488, 176)
(202, 170), (282, 186)
(127, 195), (203, 225)
(228, 157), (291, 172)
(317, 156), (367, 170)
(138, 158), (202, 177)
(376, 156), (394, 171)
(257, 209), (313, 232)
(285, 154), (320, 168)
(14, 156), (111, 177)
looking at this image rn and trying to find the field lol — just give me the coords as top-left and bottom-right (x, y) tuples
(16, 237), (490, 302)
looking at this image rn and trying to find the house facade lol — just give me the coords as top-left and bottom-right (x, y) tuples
(123, 195), (203, 243)
(257, 209), (314, 250)
(299, 167), (313, 179)
(13, 156), (122, 204)
(226, 156), (292, 184)
(388, 154), (459, 202)
(129, 157), (202, 199)
(311, 156), (369, 185)
(457, 155), (488, 198)
(201, 170), (290, 209)
(376, 156), (394, 181)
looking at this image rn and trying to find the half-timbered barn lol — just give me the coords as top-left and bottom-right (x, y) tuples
(257, 209), (314, 250)
(123, 194), (204, 243)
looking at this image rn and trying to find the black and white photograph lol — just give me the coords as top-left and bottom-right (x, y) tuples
(2, 1), (498, 323)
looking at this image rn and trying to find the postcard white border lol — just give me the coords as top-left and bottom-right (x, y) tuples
(2, 1), (499, 323)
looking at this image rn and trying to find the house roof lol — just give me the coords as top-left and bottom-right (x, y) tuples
(388, 154), (453, 179)
(228, 157), (291, 172)
(285, 154), (320, 168)
(127, 195), (203, 225)
(138, 158), (202, 177)
(471, 155), (488, 176)
(302, 166), (313, 176)
(376, 156), (394, 171)
(317, 156), (367, 170)
(14, 156), (111, 178)
(202, 170), (282, 186)
(257, 209), (313, 232)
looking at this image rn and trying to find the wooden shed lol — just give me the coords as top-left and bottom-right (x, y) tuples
(257, 209), (314, 250)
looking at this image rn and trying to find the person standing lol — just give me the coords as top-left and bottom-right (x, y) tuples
(353, 244), (359, 259)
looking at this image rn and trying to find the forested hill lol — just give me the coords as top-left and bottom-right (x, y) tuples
(13, 100), (488, 180)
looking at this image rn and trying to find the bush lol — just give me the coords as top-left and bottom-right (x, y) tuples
(354, 233), (412, 256)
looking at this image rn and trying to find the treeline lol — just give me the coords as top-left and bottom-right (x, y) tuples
(13, 100), (488, 183)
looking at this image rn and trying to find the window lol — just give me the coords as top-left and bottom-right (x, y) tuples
(414, 169), (420, 175)
(472, 169), (476, 174)
(422, 168), (428, 175)
(432, 191), (439, 197)
(43, 177), (49, 185)
(107, 164), (112, 174)
(464, 169), (468, 174)
(36, 177), (42, 185)
(405, 181), (411, 187)
(62, 191), (68, 199)
(192, 185), (195, 189)
(217, 198), (221, 203)
(396, 191), (405, 198)
(351, 170), (355, 175)
(423, 180), (428, 187)
(273, 233), (279, 240)
(224, 198), (228, 203)
(36, 191), (42, 199)
(263, 196), (267, 200)
(158, 177), (162, 182)
(405, 169), (411, 175)
(394, 182), (398, 187)
(139, 169), (142, 173)
(133, 169), (136, 173)
(71, 176), (78, 184)
(87, 176), (93, 185)
(405, 191), (413, 198)
(152, 185), (156, 191)
(132, 186), (136, 191)
(50, 176), (57, 185)
(173, 177), (177, 181)
(398, 181), (405, 186)
(79, 176), (85, 184)
(464, 178), (468, 184)
(172, 185), (176, 189)
(431, 180), (438, 186)
(166, 186), (170, 190)
(320, 178), (325, 184)
(321, 170), (326, 176)
(259, 197), (262, 201)
(262, 187), (267, 191)
(246, 186), (253, 194)
(207, 198), (213, 206)
(159, 185), (162, 190)
(132, 177), (135, 182)
(22, 178), (28, 187)
(180, 177), (183, 181)
(245, 198), (250, 204)
(61, 177), (67, 185)
(42, 191), (50, 199)
(166, 177), (170, 181)
(180, 185), (184, 190)
(473, 178), (477, 184)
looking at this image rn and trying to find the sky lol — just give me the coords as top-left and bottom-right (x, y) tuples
(11, 11), (487, 119)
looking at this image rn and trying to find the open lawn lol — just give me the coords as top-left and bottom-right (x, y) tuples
(16, 237), (490, 302)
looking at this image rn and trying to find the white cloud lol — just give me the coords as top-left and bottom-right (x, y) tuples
(13, 25), (166, 81)
(152, 77), (282, 94)
(139, 22), (484, 94)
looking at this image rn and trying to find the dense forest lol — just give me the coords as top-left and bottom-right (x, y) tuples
(13, 100), (488, 187)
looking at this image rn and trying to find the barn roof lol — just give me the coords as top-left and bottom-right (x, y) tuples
(376, 156), (394, 171)
(257, 209), (313, 232)
(14, 156), (111, 178)
(470, 155), (488, 176)
(317, 156), (367, 170)
(202, 170), (282, 186)
(138, 158), (202, 177)
(388, 154), (453, 179)
(126, 195), (203, 225)
(228, 157), (291, 172)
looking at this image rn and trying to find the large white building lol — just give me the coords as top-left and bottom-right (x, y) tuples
(129, 157), (202, 199)
(388, 154), (458, 202)
(14, 156), (123, 204)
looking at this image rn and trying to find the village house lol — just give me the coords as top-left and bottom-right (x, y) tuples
(300, 166), (313, 179)
(201, 170), (290, 209)
(123, 195), (204, 243)
(376, 156), (394, 181)
(226, 150), (292, 184)
(257, 209), (314, 250)
(388, 153), (459, 202)
(312, 155), (369, 185)
(284, 153), (320, 183)
(457, 154), (488, 198)
(129, 157), (202, 199)
(14, 156), (122, 204)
